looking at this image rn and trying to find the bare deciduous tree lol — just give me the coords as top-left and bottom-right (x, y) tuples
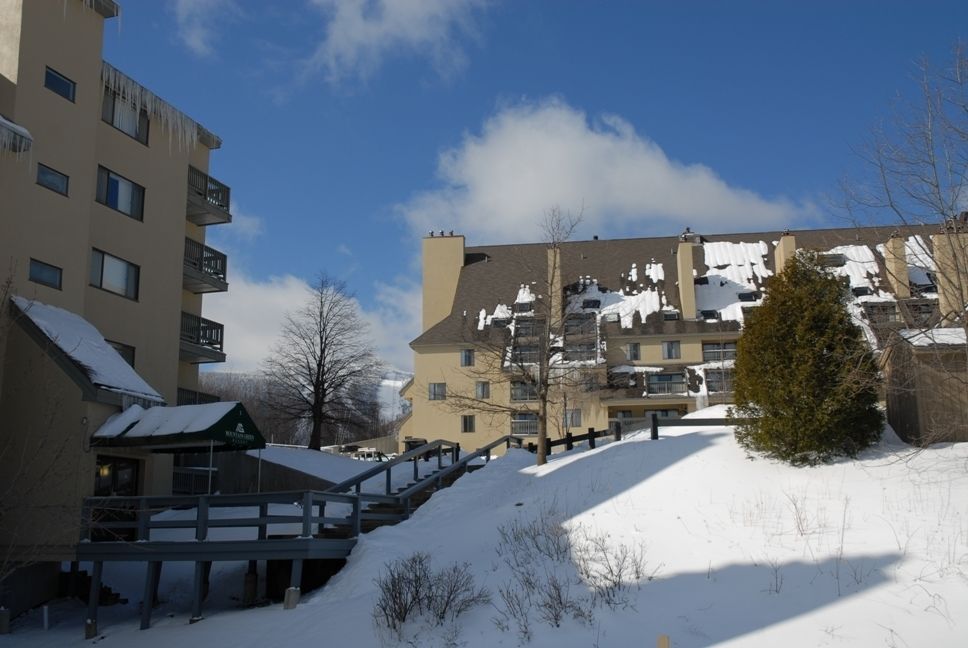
(443, 206), (590, 465)
(263, 275), (383, 450)
(843, 43), (968, 444)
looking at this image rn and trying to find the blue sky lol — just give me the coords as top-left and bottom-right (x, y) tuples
(102, 0), (966, 372)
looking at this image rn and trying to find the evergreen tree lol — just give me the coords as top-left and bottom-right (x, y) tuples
(731, 252), (883, 465)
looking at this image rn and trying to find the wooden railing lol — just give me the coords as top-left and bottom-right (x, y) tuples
(187, 165), (230, 213)
(180, 312), (224, 351)
(184, 237), (227, 281)
(80, 490), (365, 545)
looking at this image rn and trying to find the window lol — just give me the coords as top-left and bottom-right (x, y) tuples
(514, 318), (540, 337)
(510, 381), (538, 401)
(460, 348), (475, 367)
(96, 166), (144, 220)
(627, 342), (640, 361)
(564, 315), (595, 336)
(36, 164), (69, 195)
(428, 383), (447, 401)
(663, 311), (680, 321)
(29, 258), (62, 290)
(661, 341), (681, 360)
(737, 291), (761, 302)
(106, 340), (135, 367)
(706, 369), (734, 393)
(475, 381), (490, 399)
(702, 342), (737, 362)
(699, 310), (720, 320)
(44, 66), (75, 102)
(563, 408), (582, 428)
(511, 345), (540, 364)
(90, 249), (139, 299)
(581, 299), (601, 309)
(461, 415), (476, 434)
(513, 302), (533, 313)
(101, 89), (149, 144)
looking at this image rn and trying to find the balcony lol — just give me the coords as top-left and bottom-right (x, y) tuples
(646, 380), (688, 396)
(179, 312), (226, 364)
(176, 387), (221, 406)
(186, 165), (232, 225)
(511, 418), (539, 436)
(183, 237), (228, 293)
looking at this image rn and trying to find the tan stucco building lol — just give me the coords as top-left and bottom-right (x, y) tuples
(401, 223), (966, 452)
(0, 0), (233, 614)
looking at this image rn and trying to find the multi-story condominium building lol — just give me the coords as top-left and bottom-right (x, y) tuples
(401, 222), (966, 450)
(0, 0), (234, 613)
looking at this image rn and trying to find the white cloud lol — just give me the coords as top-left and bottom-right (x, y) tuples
(203, 273), (309, 372)
(400, 98), (813, 243)
(173, 0), (239, 58)
(304, 0), (488, 83)
(203, 271), (420, 374)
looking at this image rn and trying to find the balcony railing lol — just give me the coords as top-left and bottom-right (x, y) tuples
(179, 312), (225, 363)
(176, 387), (221, 406)
(183, 237), (228, 293)
(511, 419), (539, 436)
(186, 165), (232, 225)
(702, 349), (737, 363)
(646, 381), (687, 396)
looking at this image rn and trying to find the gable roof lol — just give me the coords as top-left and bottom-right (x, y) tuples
(11, 296), (164, 404)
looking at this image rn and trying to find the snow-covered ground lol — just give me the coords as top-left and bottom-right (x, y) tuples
(7, 406), (968, 647)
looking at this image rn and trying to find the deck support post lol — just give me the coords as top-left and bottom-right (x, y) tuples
(243, 561), (258, 606)
(651, 412), (659, 440)
(284, 559), (303, 609)
(588, 427), (596, 449)
(140, 561), (162, 630)
(190, 561), (210, 623)
(84, 561), (102, 639)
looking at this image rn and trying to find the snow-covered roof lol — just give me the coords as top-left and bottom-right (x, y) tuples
(11, 296), (163, 403)
(898, 328), (967, 347)
(94, 402), (237, 439)
(695, 241), (772, 322)
(93, 401), (264, 451)
(101, 61), (221, 150)
(0, 114), (32, 157)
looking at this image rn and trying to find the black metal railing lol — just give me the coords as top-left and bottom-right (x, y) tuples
(184, 238), (227, 281)
(180, 312), (224, 351)
(188, 165), (230, 213)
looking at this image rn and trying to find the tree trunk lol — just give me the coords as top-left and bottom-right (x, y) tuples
(537, 397), (548, 466)
(308, 418), (322, 451)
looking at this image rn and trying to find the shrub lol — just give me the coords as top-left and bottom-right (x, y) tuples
(731, 252), (883, 465)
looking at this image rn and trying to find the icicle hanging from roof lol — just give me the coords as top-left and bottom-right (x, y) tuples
(0, 115), (32, 159)
(101, 62), (220, 151)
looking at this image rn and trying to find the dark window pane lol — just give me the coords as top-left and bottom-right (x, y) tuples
(29, 258), (62, 290)
(44, 67), (75, 102)
(36, 163), (69, 195)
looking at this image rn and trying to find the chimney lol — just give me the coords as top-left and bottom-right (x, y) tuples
(883, 234), (910, 299)
(676, 235), (697, 319)
(774, 231), (797, 272)
(931, 228), (968, 324)
(421, 233), (465, 332)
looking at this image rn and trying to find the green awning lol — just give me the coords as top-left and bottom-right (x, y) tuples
(92, 401), (266, 453)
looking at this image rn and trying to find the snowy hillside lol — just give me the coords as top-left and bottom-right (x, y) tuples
(10, 406), (968, 647)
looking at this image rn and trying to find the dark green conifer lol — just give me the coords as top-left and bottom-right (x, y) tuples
(731, 252), (883, 466)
